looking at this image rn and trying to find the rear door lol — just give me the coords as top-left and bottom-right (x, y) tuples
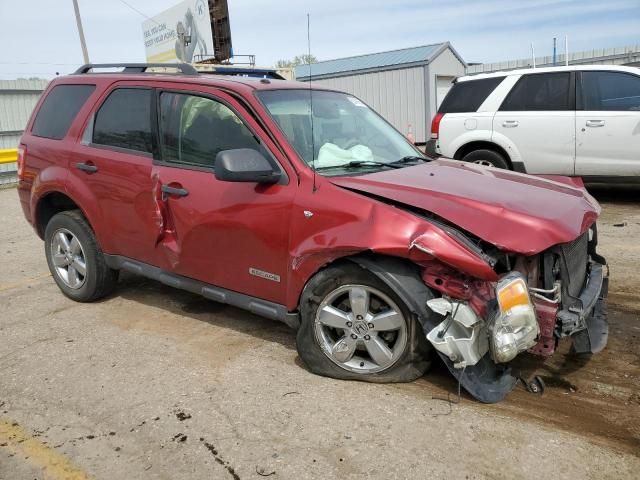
(493, 71), (575, 174)
(575, 70), (640, 177)
(72, 85), (160, 265)
(150, 87), (295, 305)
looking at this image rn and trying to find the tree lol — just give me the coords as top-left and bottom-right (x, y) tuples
(275, 54), (318, 69)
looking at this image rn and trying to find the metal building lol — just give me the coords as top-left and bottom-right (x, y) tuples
(0, 79), (48, 184)
(295, 43), (466, 144)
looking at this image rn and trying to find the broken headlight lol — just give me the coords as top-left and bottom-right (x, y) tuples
(488, 273), (539, 363)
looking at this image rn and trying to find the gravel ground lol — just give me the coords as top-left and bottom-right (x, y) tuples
(0, 185), (638, 480)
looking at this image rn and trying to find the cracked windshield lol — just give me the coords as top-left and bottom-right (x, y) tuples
(258, 89), (424, 175)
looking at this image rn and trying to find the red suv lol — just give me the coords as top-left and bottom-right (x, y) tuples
(18, 63), (608, 403)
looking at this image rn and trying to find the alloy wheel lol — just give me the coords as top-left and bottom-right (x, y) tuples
(314, 284), (408, 374)
(50, 228), (87, 289)
(473, 159), (494, 167)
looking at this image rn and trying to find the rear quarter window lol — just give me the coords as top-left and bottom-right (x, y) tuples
(438, 77), (505, 113)
(31, 84), (96, 140)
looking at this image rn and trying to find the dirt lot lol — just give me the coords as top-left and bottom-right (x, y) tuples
(0, 185), (638, 479)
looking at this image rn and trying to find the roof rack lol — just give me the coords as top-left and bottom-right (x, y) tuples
(74, 63), (198, 75)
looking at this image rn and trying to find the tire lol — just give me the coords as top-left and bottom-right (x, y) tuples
(296, 263), (432, 383)
(462, 149), (510, 169)
(44, 210), (118, 302)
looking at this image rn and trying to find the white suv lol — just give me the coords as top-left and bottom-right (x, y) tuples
(430, 65), (640, 180)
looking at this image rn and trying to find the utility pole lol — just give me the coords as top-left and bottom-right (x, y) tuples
(72, 0), (90, 64)
(553, 37), (557, 66)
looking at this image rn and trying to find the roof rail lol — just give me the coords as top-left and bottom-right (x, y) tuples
(74, 63), (199, 75)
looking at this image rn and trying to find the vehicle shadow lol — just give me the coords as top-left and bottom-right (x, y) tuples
(109, 271), (298, 352)
(586, 184), (640, 203)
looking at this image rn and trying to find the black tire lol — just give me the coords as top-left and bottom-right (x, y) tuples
(296, 263), (432, 383)
(44, 210), (118, 302)
(462, 149), (510, 169)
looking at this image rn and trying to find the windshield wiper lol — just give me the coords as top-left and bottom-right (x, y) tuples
(315, 160), (403, 171)
(390, 155), (430, 165)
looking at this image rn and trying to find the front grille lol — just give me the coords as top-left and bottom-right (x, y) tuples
(561, 232), (589, 298)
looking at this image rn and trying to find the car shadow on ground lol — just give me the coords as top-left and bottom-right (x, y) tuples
(110, 271), (298, 352)
(586, 184), (640, 202)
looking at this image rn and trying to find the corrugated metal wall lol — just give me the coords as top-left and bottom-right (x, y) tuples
(311, 67), (427, 143)
(0, 79), (48, 184)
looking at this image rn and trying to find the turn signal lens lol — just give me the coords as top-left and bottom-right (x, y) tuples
(497, 277), (530, 313)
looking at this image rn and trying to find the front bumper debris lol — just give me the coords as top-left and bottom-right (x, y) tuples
(567, 262), (609, 354)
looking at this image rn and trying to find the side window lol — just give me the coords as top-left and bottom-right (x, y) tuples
(93, 88), (152, 154)
(581, 71), (640, 111)
(32, 84), (95, 140)
(158, 92), (262, 167)
(438, 76), (505, 113)
(500, 72), (571, 111)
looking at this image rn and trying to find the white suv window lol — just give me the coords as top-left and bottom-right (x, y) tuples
(438, 77), (505, 113)
(580, 71), (640, 111)
(499, 72), (572, 111)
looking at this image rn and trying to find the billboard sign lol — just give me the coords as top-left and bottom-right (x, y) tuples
(143, 0), (214, 63)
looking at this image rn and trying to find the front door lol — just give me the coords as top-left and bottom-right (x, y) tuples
(493, 71), (575, 175)
(575, 70), (640, 177)
(150, 88), (295, 305)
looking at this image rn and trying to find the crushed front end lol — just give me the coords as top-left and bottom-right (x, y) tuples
(420, 223), (608, 403)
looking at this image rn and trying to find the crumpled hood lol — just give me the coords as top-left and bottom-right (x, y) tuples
(330, 159), (600, 255)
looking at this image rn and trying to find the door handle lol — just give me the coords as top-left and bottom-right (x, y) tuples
(75, 162), (98, 173)
(161, 184), (189, 200)
(502, 120), (519, 128)
(586, 120), (605, 128)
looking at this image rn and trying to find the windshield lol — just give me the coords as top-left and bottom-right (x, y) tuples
(257, 89), (423, 175)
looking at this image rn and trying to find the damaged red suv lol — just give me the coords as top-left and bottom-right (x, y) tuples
(18, 64), (608, 403)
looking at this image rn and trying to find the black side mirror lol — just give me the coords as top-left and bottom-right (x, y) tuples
(214, 149), (281, 184)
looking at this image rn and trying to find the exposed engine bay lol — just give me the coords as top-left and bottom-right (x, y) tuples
(416, 222), (608, 401)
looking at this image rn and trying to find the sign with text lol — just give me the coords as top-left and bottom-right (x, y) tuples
(142, 0), (214, 63)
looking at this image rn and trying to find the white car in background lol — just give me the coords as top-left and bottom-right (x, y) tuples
(429, 65), (640, 181)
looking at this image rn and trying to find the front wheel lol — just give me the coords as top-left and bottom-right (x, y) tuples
(296, 263), (431, 383)
(44, 210), (118, 302)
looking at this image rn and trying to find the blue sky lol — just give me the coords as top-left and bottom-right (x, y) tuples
(0, 0), (638, 78)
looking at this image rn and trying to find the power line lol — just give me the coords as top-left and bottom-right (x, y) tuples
(114, 0), (160, 25)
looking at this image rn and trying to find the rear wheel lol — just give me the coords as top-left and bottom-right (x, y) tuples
(44, 210), (118, 302)
(462, 149), (510, 169)
(296, 263), (431, 383)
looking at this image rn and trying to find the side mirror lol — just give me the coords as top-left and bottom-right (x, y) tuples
(214, 148), (281, 184)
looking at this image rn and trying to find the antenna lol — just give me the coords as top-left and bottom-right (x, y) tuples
(307, 13), (317, 193)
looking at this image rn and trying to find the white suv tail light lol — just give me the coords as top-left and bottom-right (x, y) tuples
(431, 112), (444, 139)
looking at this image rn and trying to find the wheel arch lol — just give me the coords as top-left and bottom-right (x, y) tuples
(454, 141), (513, 168)
(35, 191), (95, 240)
(296, 252), (439, 334)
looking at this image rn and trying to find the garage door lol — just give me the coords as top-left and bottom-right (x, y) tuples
(436, 76), (455, 109)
